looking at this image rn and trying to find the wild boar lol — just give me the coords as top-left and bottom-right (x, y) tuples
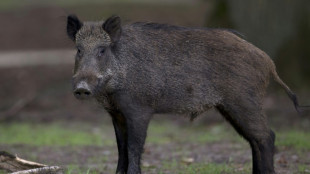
(66, 14), (304, 174)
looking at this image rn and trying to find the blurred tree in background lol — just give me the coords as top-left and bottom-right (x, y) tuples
(207, 0), (310, 90)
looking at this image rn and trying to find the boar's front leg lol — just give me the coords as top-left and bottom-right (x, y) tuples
(126, 113), (152, 174)
(114, 108), (151, 174)
(111, 111), (128, 174)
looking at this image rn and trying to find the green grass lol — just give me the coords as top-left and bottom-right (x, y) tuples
(66, 165), (99, 174)
(276, 130), (310, 150)
(1, 121), (309, 150)
(1, 121), (309, 173)
(147, 122), (242, 145)
(1, 121), (233, 147)
(0, 122), (111, 146)
(298, 164), (310, 174)
(148, 121), (310, 151)
(179, 163), (250, 174)
(0, 170), (7, 174)
(65, 164), (115, 174)
(156, 161), (251, 174)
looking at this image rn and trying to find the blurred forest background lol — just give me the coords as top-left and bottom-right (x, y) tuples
(0, 0), (309, 173)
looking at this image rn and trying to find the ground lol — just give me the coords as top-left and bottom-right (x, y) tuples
(0, 114), (310, 174)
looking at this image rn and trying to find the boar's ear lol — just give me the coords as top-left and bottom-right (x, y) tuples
(67, 14), (83, 41)
(102, 15), (122, 43)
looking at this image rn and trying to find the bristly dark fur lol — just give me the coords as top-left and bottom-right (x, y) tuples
(132, 22), (245, 39)
(132, 22), (189, 31)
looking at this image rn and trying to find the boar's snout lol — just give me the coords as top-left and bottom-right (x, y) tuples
(72, 72), (105, 100)
(73, 81), (92, 100)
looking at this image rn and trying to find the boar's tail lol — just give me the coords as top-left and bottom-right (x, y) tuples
(271, 63), (309, 113)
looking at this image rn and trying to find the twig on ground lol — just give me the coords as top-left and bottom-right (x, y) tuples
(0, 151), (62, 174)
(10, 166), (63, 174)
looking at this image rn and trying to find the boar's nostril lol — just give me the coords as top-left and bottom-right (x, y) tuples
(74, 88), (92, 99)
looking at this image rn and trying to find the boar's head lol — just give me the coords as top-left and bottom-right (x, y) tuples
(67, 15), (122, 100)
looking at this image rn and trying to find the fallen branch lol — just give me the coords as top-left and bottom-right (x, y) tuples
(0, 151), (62, 174)
(11, 166), (62, 174)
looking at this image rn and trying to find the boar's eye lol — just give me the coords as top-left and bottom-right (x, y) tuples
(76, 47), (83, 57)
(98, 47), (105, 57)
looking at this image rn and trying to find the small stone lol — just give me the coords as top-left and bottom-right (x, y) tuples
(142, 161), (152, 168)
(181, 157), (194, 164)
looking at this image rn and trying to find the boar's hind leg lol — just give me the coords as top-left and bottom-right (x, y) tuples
(216, 104), (275, 174)
(111, 112), (128, 174)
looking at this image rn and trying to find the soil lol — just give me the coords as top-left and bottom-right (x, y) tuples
(0, 141), (309, 174)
